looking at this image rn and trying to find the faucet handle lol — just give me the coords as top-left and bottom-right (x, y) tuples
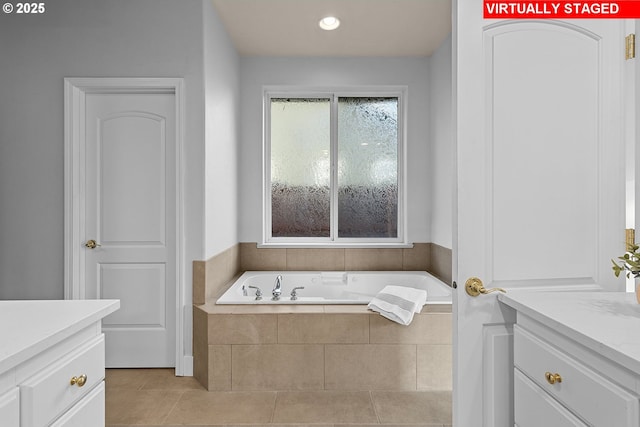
(248, 285), (262, 300)
(290, 286), (305, 300)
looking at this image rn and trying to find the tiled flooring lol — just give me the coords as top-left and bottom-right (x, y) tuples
(105, 369), (452, 426)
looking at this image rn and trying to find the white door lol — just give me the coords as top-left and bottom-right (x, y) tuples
(454, 2), (627, 425)
(83, 91), (176, 367)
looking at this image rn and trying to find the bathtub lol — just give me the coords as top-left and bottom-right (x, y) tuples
(216, 271), (452, 305)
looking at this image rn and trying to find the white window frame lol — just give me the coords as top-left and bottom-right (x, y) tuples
(262, 86), (408, 247)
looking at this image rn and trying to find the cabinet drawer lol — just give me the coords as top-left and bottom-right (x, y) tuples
(514, 325), (639, 427)
(515, 369), (587, 427)
(50, 381), (105, 427)
(20, 335), (105, 427)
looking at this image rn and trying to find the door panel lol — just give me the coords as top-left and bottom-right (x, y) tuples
(85, 92), (176, 367)
(490, 23), (600, 283)
(100, 113), (166, 245)
(100, 263), (166, 326)
(454, 2), (626, 425)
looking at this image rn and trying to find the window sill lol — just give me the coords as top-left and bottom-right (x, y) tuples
(257, 242), (414, 249)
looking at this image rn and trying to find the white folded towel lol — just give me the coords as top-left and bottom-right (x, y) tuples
(367, 285), (427, 326)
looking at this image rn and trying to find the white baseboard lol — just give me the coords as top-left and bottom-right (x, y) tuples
(180, 355), (194, 376)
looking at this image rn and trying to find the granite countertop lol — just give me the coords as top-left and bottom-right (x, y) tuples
(499, 291), (640, 375)
(0, 299), (119, 373)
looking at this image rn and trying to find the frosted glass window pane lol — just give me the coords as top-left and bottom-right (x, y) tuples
(337, 97), (398, 238)
(271, 98), (330, 237)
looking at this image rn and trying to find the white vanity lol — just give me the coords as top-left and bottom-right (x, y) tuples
(0, 300), (119, 427)
(499, 292), (640, 427)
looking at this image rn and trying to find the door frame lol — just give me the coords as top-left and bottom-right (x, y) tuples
(63, 77), (187, 375)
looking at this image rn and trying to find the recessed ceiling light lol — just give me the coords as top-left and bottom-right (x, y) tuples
(319, 16), (340, 31)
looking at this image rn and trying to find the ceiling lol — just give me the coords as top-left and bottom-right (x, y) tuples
(211, 0), (452, 57)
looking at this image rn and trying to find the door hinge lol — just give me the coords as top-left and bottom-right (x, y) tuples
(626, 228), (635, 250)
(626, 34), (635, 60)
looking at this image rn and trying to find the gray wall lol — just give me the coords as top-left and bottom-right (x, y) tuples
(0, 0), (450, 299)
(238, 56), (432, 243)
(204, 0), (240, 259)
(429, 35), (453, 249)
(0, 0), (206, 299)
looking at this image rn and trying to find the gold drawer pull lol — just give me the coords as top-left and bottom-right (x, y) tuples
(545, 372), (562, 385)
(70, 374), (87, 387)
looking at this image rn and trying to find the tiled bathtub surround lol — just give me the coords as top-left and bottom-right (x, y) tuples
(193, 303), (452, 392)
(193, 242), (452, 304)
(192, 242), (453, 396)
(193, 244), (240, 305)
(429, 243), (452, 285)
(239, 243), (432, 272)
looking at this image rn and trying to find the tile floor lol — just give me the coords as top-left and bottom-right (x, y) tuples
(105, 369), (452, 426)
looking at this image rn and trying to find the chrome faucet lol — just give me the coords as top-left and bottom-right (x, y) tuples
(243, 285), (262, 300)
(248, 285), (262, 300)
(290, 286), (305, 301)
(272, 275), (283, 300)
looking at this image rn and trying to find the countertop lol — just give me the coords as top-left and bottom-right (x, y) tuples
(0, 299), (119, 374)
(499, 291), (640, 375)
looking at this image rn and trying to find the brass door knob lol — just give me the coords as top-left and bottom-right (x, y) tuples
(545, 372), (562, 385)
(70, 374), (87, 387)
(465, 277), (506, 297)
(84, 239), (101, 249)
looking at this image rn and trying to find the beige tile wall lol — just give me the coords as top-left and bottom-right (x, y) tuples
(324, 344), (417, 390)
(193, 244), (241, 305)
(418, 344), (453, 390)
(194, 306), (452, 392)
(430, 243), (453, 285)
(277, 314), (369, 344)
(232, 344), (325, 390)
(192, 305), (209, 386)
(239, 242), (434, 272)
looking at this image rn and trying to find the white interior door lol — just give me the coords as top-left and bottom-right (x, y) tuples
(84, 91), (176, 368)
(454, 2), (627, 425)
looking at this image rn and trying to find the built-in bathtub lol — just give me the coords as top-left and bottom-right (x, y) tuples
(216, 271), (452, 305)
(194, 270), (452, 392)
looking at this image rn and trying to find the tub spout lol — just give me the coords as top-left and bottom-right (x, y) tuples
(272, 275), (283, 301)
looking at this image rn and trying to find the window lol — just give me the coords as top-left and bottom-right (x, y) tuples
(264, 88), (405, 245)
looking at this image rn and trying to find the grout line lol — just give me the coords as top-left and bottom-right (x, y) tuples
(416, 344), (419, 390)
(230, 344), (233, 391)
(369, 390), (382, 424)
(341, 247), (346, 271)
(159, 389), (187, 425)
(284, 248), (288, 270)
(270, 390), (280, 424)
(323, 344), (326, 390)
(138, 370), (155, 391)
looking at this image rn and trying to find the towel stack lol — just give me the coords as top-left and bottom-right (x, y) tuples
(367, 285), (427, 326)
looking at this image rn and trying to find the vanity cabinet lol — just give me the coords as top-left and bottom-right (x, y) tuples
(0, 388), (19, 426)
(500, 292), (640, 427)
(0, 300), (119, 427)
